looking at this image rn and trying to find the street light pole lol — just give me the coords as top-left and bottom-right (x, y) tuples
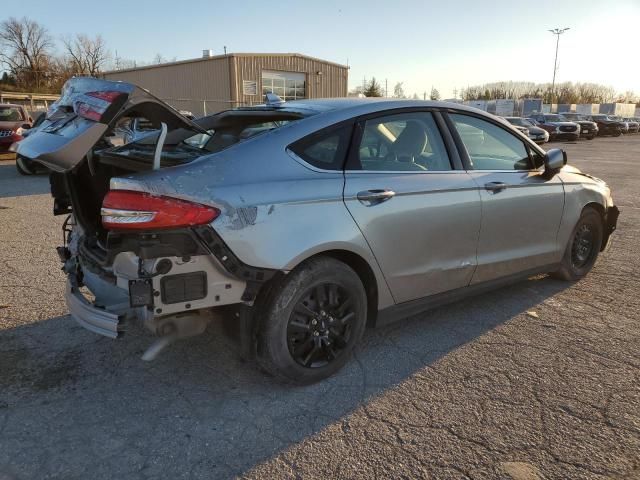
(549, 27), (570, 109)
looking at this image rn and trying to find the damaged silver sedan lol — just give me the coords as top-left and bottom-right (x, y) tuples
(16, 78), (619, 384)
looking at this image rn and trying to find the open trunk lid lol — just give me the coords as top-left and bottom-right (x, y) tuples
(14, 77), (205, 172)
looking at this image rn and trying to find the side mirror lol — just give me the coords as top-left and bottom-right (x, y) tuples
(544, 148), (567, 172)
(21, 123), (31, 130)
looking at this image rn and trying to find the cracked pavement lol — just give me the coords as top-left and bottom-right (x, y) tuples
(0, 136), (639, 479)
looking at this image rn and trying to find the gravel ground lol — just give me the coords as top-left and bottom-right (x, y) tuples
(0, 137), (638, 480)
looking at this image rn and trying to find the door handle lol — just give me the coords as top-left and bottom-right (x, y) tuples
(356, 189), (396, 206)
(484, 182), (508, 193)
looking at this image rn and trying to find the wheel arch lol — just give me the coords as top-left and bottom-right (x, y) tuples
(582, 201), (618, 252)
(307, 249), (380, 327)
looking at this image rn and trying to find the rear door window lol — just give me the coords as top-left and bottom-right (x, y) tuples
(352, 111), (451, 171)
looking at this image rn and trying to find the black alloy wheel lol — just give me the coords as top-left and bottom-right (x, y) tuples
(571, 224), (596, 269)
(256, 257), (367, 384)
(551, 208), (603, 281)
(286, 283), (355, 368)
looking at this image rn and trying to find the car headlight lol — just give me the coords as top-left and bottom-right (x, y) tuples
(15, 127), (24, 136)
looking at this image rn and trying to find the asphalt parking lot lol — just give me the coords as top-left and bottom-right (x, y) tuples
(0, 136), (639, 480)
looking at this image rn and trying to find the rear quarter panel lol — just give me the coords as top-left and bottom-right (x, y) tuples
(113, 124), (396, 309)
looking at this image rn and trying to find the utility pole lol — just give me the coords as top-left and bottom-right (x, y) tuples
(549, 27), (570, 108)
(385, 78), (388, 97)
(224, 45), (227, 55)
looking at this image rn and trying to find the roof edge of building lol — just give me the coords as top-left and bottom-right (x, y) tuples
(103, 53), (349, 75)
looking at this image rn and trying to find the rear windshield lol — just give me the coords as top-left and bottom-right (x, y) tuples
(105, 110), (308, 165)
(182, 119), (295, 152)
(0, 106), (24, 122)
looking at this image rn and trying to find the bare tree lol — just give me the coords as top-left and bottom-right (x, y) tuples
(393, 82), (406, 99)
(152, 53), (166, 64)
(62, 33), (110, 76)
(0, 17), (53, 90)
(429, 87), (441, 101)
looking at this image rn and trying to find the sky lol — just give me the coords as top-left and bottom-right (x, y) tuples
(3, 0), (640, 98)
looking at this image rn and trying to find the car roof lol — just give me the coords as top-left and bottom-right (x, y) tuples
(253, 97), (503, 120)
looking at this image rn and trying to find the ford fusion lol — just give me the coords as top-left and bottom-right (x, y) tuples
(16, 78), (619, 384)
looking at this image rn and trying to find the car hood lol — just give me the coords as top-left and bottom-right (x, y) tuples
(547, 121), (577, 127)
(0, 120), (22, 130)
(527, 126), (547, 134)
(562, 164), (606, 184)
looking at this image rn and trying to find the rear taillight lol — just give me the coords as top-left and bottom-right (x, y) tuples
(74, 90), (126, 122)
(101, 190), (219, 230)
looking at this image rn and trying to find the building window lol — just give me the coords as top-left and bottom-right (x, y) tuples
(243, 80), (258, 96)
(262, 70), (306, 101)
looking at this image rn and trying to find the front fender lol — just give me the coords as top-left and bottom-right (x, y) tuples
(557, 169), (614, 251)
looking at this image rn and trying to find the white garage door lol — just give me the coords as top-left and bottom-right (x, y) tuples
(262, 70), (306, 101)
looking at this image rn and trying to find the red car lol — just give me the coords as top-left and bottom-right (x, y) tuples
(0, 104), (32, 152)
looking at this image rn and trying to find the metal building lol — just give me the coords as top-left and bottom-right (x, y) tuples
(103, 52), (349, 116)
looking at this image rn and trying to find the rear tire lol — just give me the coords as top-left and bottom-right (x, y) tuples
(256, 257), (367, 384)
(552, 208), (603, 281)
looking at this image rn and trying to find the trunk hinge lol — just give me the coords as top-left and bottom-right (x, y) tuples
(152, 122), (168, 170)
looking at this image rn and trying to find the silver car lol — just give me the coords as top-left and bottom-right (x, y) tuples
(16, 78), (620, 384)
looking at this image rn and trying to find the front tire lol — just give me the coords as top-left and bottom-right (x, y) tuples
(256, 257), (367, 384)
(15, 155), (37, 175)
(552, 208), (603, 281)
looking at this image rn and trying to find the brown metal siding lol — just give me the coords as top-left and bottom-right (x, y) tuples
(232, 55), (348, 107)
(104, 58), (231, 116)
(103, 54), (348, 115)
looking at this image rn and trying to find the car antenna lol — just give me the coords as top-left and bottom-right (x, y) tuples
(264, 92), (285, 107)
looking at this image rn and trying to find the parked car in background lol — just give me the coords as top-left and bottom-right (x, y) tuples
(0, 104), (32, 153)
(557, 113), (599, 140)
(15, 113), (48, 175)
(620, 118), (639, 133)
(612, 117), (630, 134)
(588, 115), (624, 137)
(15, 78), (620, 384)
(503, 117), (549, 144)
(528, 114), (580, 141)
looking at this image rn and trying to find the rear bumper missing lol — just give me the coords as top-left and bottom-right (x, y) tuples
(65, 281), (124, 338)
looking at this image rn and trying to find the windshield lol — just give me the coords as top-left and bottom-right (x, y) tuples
(544, 114), (567, 122)
(0, 106), (25, 122)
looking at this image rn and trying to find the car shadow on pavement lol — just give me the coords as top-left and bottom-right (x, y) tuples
(0, 274), (569, 479)
(0, 163), (50, 199)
